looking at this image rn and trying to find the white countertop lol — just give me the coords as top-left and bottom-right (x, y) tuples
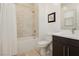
(53, 30), (79, 40)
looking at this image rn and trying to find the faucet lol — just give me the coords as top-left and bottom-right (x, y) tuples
(72, 27), (76, 34)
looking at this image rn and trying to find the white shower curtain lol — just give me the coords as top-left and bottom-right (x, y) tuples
(0, 3), (17, 56)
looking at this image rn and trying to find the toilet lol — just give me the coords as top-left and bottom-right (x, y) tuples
(38, 35), (52, 56)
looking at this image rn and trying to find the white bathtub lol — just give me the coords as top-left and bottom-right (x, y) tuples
(17, 36), (38, 53)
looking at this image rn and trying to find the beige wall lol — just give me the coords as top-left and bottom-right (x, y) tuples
(16, 3), (38, 38)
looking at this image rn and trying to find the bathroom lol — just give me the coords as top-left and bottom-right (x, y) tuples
(0, 3), (79, 56)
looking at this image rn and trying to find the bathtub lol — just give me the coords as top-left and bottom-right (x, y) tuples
(17, 36), (38, 53)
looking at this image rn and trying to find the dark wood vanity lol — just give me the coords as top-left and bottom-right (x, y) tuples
(52, 35), (79, 56)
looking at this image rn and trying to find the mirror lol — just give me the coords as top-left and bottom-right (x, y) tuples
(61, 4), (76, 29)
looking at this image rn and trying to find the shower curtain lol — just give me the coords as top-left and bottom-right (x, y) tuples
(0, 3), (17, 56)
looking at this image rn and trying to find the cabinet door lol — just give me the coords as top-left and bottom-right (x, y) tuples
(53, 41), (65, 56)
(69, 46), (79, 56)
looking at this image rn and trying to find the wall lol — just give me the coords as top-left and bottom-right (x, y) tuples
(0, 3), (17, 56)
(16, 4), (38, 38)
(38, 3), (61, 40)
(16, 4), (34, 37)
(46, 3), (61, 34)
(16, 3), (39, 54)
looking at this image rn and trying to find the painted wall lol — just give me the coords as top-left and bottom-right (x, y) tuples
(46, 3), (61, 34)
(38, 3), (61, 40)
(0, 3), (17, 56)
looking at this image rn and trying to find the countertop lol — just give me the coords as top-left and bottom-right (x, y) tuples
(52, 30), (79, 40)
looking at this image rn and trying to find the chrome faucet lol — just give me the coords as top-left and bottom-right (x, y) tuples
(72, 27), (76, 34)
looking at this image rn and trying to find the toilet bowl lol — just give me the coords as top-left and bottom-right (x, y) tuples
(38, 41), (49, 56)
(38, 40), (50, 47)
(38, 36), (52, 56)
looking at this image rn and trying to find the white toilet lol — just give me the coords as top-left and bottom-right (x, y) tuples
(38, 35), (52, 56)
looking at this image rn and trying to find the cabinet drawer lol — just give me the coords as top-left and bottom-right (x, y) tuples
(68, 39), (79, 47)
(53, 35), (68, 45)
(53, 35), (79, 47)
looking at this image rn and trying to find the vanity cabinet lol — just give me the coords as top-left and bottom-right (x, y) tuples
(53, 35), (79, 56)
(53, 40), (65, 56)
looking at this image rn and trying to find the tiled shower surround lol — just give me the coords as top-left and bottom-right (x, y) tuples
(16, 4), (38, 38)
